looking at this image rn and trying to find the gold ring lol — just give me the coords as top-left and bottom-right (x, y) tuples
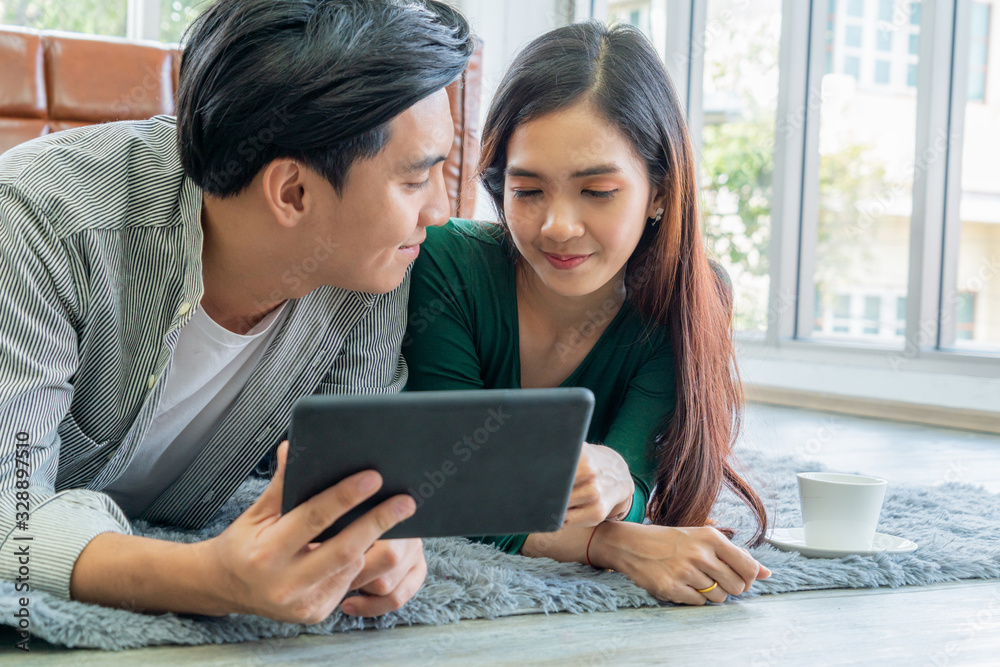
(695, 581), (718, 594)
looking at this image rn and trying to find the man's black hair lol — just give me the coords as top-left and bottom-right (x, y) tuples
(176, 0), (474, 197)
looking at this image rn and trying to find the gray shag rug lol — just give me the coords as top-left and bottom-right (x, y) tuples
(3, 453), (998, 651)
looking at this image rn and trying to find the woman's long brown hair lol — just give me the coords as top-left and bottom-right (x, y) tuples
(477, 21), (768, 545)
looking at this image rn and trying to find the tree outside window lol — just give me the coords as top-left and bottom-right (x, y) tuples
(159, 0), (204, 43)
(0, 0), (128, 36)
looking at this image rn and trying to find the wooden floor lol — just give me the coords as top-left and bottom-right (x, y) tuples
(4, 404), (1000, 665)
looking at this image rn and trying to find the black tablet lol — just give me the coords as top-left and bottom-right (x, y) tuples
(281, 388), (595, 542)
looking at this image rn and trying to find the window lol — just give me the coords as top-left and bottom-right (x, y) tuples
(699, 0), (783, 335)
(877, 29), (892, 52)
(956, 294), (977, 341)
(878, 0), (894, 22)
(863, 296), (881, 334)
(813, 0), (921, 344)
(875, 59), (891, 83)
(951, 1), (1000, 353)
(968, 3), (991, 102)
(0, 0), (200, 42)
(905, 4), (921, 88)
(159, 0), (202, 43)
(0, 0), (128, 36)
(583, 0), (1000, 402)
(832, 294), (851, 333)
(846, 24), (863, 47)
(814, 292), (905, 337)
(844, 54), (862, 78)
(607, 1), (667, 58)
(825, 2), (838, 75)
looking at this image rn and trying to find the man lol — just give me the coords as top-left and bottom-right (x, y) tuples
(0, 0), (473, 623)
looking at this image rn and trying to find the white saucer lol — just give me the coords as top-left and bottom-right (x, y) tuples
(765, 527), (918, 559)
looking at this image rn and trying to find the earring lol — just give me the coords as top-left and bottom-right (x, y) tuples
(650, 207), (664, 227)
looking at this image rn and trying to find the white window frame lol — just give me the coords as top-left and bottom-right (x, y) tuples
(126, 0), (161, 41)
(587, 0), (1000, 403)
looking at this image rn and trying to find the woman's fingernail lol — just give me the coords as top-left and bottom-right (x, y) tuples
(342, 603), (356, 616)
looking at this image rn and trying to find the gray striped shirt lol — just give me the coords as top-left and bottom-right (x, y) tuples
(0, 116), (409, 600)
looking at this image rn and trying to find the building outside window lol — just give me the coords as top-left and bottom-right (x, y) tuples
(969, 2), (992, 101)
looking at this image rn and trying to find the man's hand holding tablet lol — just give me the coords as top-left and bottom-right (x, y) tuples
(202, 441), (426, 622)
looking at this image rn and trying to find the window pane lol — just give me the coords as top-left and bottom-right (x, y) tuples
(848, 0), (865, 18)
(699, 0), (782, 335)
(970, 41), (989, 66)
(969, 71), (987, 101)
(879, 0), (895, 22)
(966, 3), (992, 104)
(833, 294), (851, 333)
(956, 294), (976, 340)
(608, 0), (643, 28)
(607, 0), (667, 56)
(952, 0), (1000, 352)
(875, 60), (891, 83)
(864, 295), (881, 334)
(159, 0), (203, 43)
(846, 24), (863, 47)
(844, 54), (861, 79)
(1, 0), (127, 36)
(972, 2), (991, 37)
(877, 29), (893, 51)
(909, 33), (920, 55)
(812, 0), (920, 344)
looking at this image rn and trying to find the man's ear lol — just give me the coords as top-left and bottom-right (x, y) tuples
(261, 159), (307, 229)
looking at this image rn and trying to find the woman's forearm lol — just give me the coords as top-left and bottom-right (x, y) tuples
(521, 521), (622, 569)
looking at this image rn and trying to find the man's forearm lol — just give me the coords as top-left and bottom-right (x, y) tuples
(70, 532), (231, 616)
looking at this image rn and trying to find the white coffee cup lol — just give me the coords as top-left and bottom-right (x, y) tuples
(797, 472), (888, 550)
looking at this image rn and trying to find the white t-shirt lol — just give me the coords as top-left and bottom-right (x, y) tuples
(104, 300), (290, 517)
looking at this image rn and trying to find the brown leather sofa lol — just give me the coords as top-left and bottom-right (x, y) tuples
(0, 26), (482, 217)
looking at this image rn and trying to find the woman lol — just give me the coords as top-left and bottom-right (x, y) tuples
(403, 21), (770, 605)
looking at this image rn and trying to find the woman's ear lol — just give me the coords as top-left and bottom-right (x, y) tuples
(647, 181), (669, 220)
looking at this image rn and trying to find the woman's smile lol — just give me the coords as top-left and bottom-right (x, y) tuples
(543, 252), (593, 270)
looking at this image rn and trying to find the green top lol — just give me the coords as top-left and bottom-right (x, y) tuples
(403, 219), (677, 554)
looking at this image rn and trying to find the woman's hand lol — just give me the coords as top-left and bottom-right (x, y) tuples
(591, 521), (771, 605)
(564, 443), (636, 527)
